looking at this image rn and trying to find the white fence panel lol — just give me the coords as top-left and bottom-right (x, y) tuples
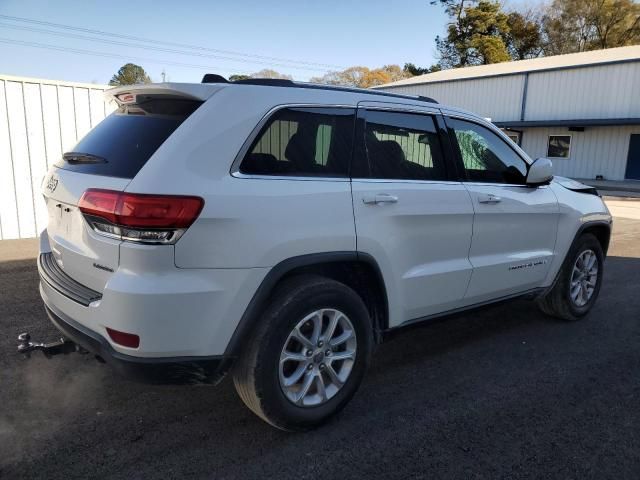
(5, 81), (36, 238)
(74, 87), (92, 140)
(41, 84), (63, 169)
(57, 86), (77, 154)
(0, 80), (20, 239)
(0, 75), (113, 240)
(23, 82), (49, 233)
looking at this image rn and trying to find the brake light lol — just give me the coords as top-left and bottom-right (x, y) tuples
(79, 189), (203, 244)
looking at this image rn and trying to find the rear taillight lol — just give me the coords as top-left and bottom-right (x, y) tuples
(79, 189), (203, 244)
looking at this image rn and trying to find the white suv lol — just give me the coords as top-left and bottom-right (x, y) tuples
(30, 77), (611, 430)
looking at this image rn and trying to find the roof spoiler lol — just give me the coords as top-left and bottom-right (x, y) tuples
(106, 83), (220, 103)
(202, 74), (229, 84)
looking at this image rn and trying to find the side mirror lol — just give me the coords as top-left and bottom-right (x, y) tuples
(526, 157), (553, 185)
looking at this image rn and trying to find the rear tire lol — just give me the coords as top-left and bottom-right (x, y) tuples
(537, 233), (604, 321)
(232, 274), (373, 431)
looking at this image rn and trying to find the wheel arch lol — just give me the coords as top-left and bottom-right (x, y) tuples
(579, 221), (612, 256)
(545, 219), (612, 295)
(224, 252), (389, 358)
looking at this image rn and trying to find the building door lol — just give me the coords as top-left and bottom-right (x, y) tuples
(625, 134), (640, 180)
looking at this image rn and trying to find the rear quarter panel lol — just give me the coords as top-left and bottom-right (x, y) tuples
(125, 86), (360, 268)
(174, 176), (356, 268)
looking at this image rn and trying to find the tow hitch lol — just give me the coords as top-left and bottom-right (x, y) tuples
(17, 332), (86, 358)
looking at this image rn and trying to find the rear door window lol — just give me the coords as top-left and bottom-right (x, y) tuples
(240, 107), (355, 177)
(357, 110), (448, 181)
(55, 97), (202, 179)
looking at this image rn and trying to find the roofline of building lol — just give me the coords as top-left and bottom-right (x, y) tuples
(377, 56), (640, 90)
(495, 118), (640, 128)
(0, 73), (110, 90)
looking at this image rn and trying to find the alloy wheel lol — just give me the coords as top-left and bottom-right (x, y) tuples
(278, 308), (357, 407)
(570, 249), (599, 307)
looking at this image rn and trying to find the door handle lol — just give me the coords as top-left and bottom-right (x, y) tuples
(363, 194), (398, 205)
(478, 194), (502, 204)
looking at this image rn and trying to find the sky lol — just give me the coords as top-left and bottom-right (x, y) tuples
(0, 0), (450, 85)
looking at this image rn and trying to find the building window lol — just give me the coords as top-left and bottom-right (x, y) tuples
(547, 135), (571, 158)
(506, 134), (519, 144)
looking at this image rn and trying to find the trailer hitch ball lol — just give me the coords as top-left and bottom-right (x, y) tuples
(18, 333), (34, 358)
(17, 332), (82, 358)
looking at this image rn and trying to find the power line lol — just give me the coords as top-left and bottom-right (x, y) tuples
(0, 37), (262, 77)
(0, 22), (332, 72)
(0, 14), (345, 70)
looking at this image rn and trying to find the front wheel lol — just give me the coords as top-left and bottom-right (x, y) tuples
(232, 275), (373, 431)
(538, 233), (604, 321)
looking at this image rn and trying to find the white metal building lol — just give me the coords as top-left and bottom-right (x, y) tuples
(376, 46), (640, 182)
(0, 74), (115, 240)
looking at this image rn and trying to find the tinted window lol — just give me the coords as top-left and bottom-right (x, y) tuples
(448, 118), (528, 184)
(240, 107), (354, 177)
(547, 135), (571, 158)
(55, 98), (202, 179)
(362, 110), (447, 181)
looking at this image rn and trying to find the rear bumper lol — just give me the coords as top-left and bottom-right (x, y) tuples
(44, 302), (232, 384)
(39, 253), (102, 306)
(38, 230), (269, 357)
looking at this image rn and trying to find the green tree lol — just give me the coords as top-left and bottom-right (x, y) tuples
(229, 74), (250, 81)
(380, 64), (410, 83)
(310, 66), (370, 86)
(109, 63), (152, 86)
(250, 69), (293, 80)
(589, 0), (640, 49)
(433, 0), (512, 68)
(503, 10), (544, 60)
(403, 62), (441, 75)
(542, 0), (640, 54)
(309, 65), (411, 87)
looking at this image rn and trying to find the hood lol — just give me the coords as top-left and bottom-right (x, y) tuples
(553, 176), (600, 196)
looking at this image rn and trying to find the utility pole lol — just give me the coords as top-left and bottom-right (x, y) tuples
(161, 69), (166, 82)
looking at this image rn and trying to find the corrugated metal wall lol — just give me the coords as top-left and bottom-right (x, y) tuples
(521, 125), (640, 179)
(386, 75), (525, 122)
(524, 62), (640, 121)
(0, 75), (115, 240)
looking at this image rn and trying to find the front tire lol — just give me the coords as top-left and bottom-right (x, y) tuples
(538, 233), (604, 321)
(232, 275), (373, 431)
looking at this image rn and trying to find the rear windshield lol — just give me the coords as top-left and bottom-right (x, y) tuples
(55, 97), (202, 179)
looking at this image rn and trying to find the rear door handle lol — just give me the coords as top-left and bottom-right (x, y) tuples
(363, 194), (398, 205)
(478, 194), (502, 204)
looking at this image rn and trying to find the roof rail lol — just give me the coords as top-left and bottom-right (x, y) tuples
(199, 74), (438, 104)
(233, 78), (296, 87)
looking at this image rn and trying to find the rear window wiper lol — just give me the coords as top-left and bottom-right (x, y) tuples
(63, 152), (108, 164)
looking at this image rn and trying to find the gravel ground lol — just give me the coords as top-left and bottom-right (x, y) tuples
(1, 207), (639, 479)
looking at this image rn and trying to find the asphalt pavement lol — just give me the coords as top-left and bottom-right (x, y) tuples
(1, 202), (639, 479)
